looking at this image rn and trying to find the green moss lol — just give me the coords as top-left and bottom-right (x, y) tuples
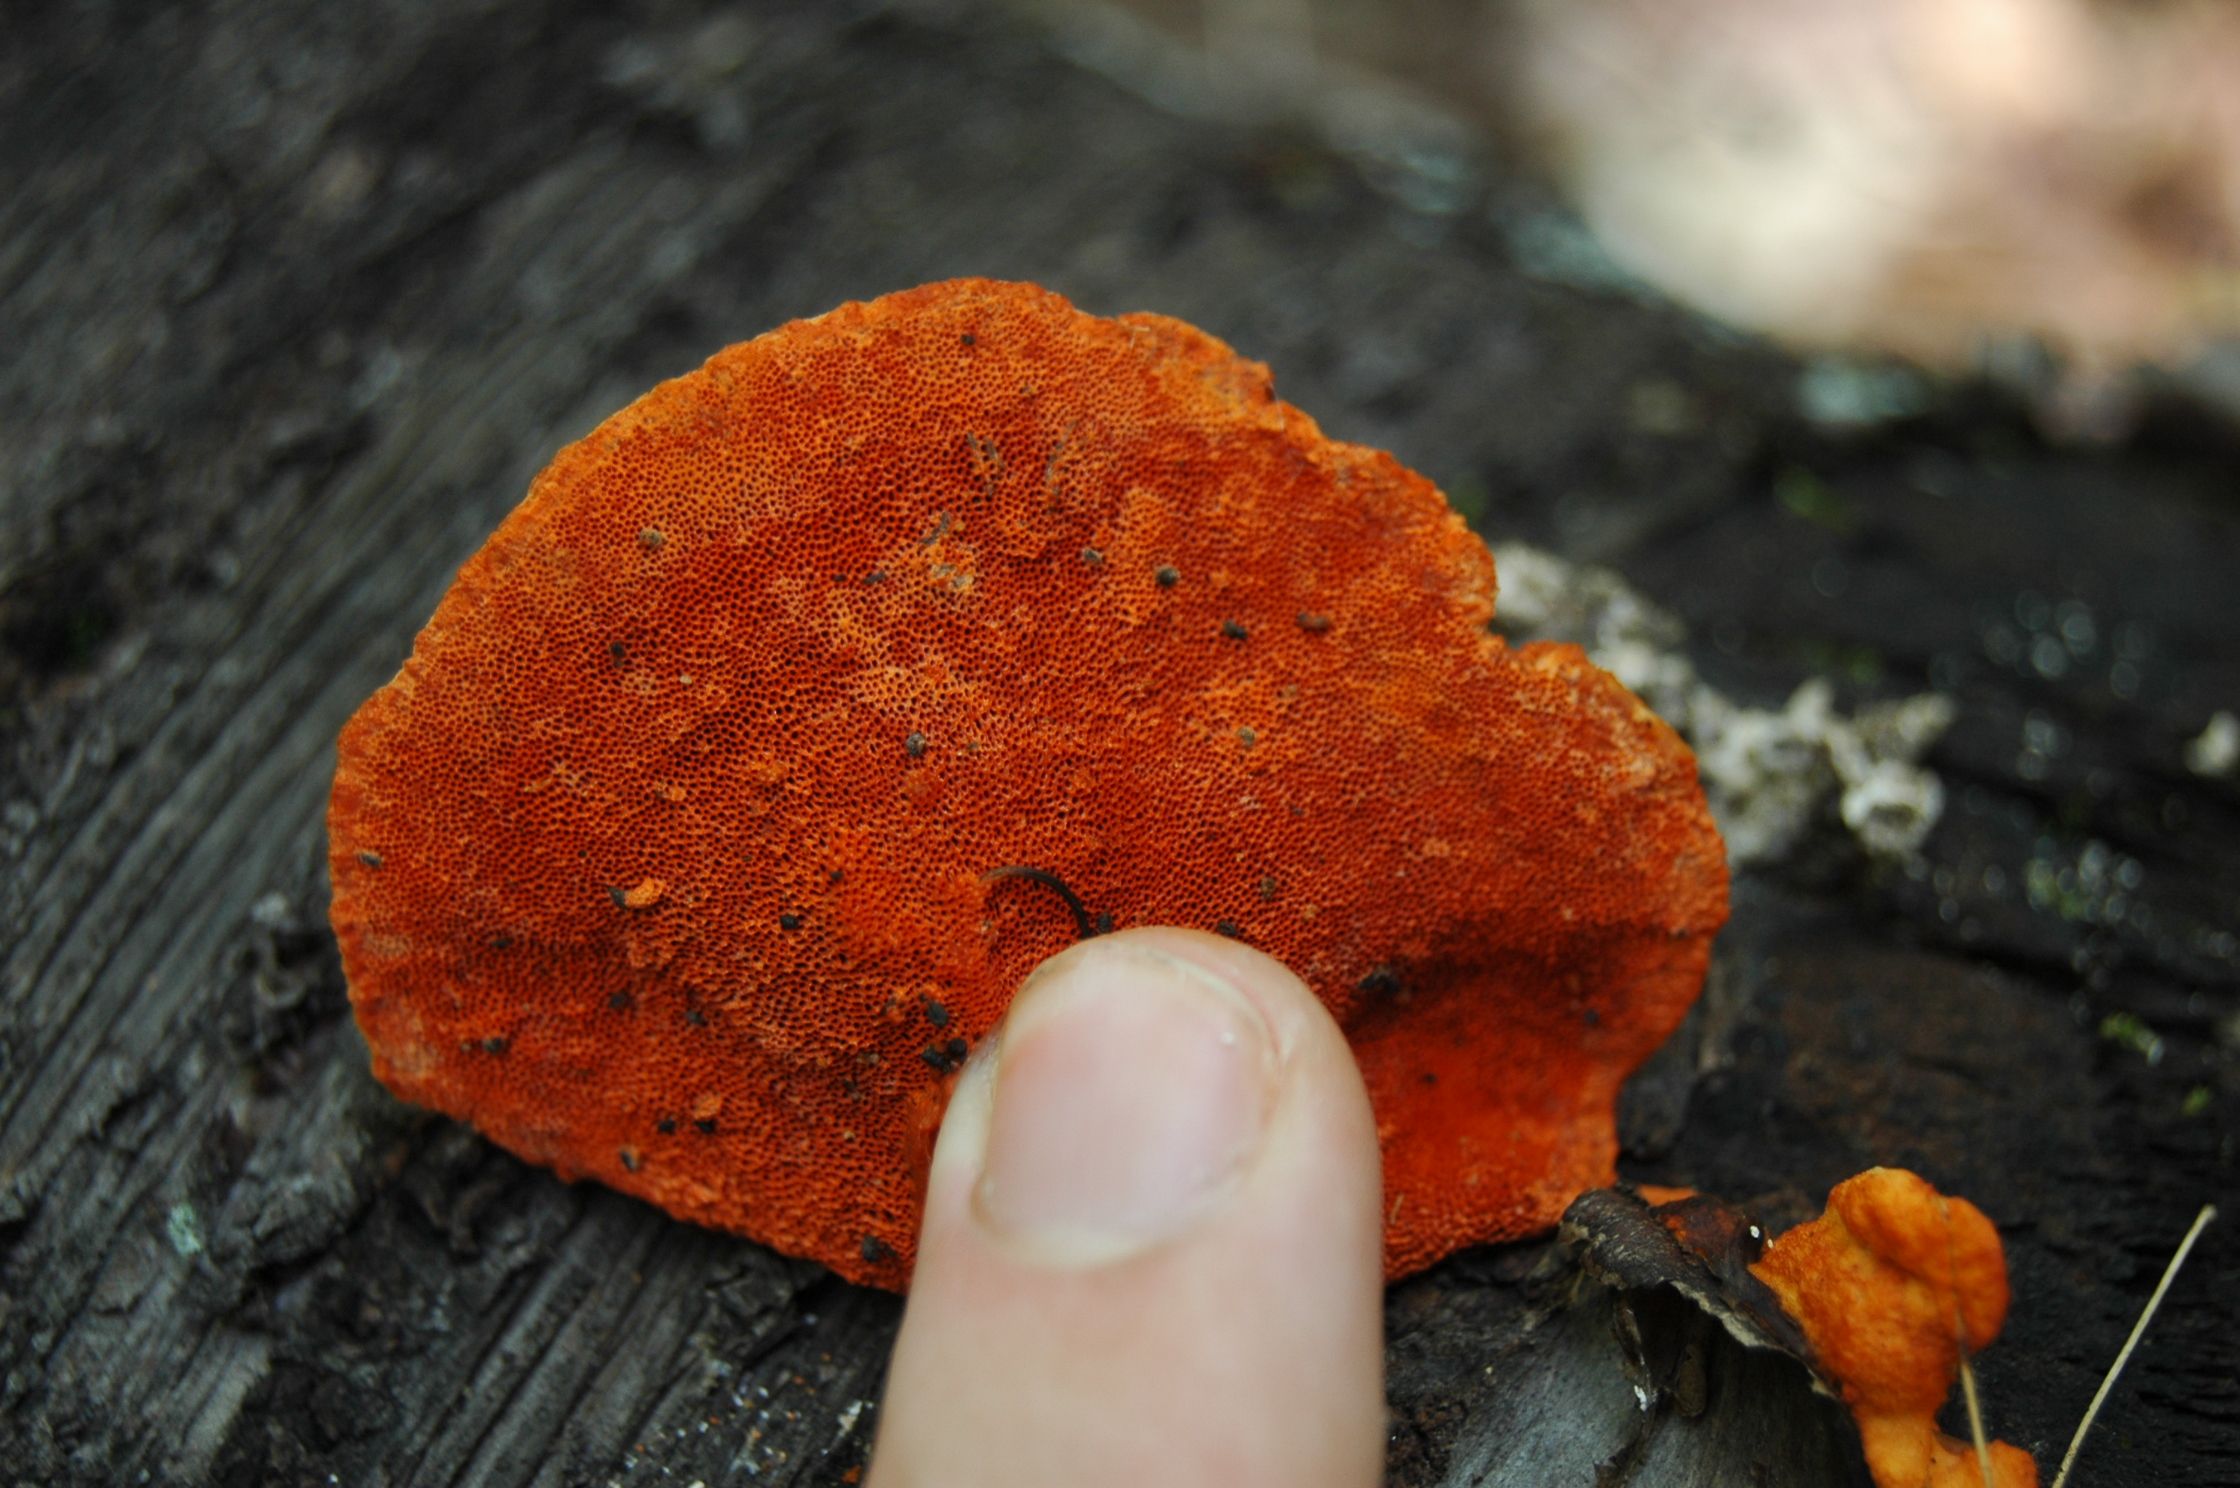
(1774, 466), (1855, 534)
(2097, 1012), (2165, 1066)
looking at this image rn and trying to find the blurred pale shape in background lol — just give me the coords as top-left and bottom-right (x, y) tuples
(1041, 0), (2240, 405)
(1511, 0), (2240, 373)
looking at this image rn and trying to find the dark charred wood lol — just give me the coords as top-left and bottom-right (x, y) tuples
(2, 2), (2232, 1484)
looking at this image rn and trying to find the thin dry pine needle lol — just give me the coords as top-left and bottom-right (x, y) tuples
(1936, 1188), (1997, 1488)
(2050, 1203), (2218, 1488)
(1957, 1355), (1992, 1488)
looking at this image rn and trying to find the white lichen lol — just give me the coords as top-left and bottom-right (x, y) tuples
(2184, 710), (2239, 778)
(166, 1202), (205, 1258)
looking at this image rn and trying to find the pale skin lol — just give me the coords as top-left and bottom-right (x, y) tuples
(866, 928), (1387, 1488)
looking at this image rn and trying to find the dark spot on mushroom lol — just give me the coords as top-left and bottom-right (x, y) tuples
(1296, 611), (1332, 633)
(658, 1116), (678, 1134)
(1221, 619), (1248, 640)
(694, 1116), (718, 1134)
(924, 997), (951, 1028)
(861, 1234), (895, 1263)
(1080, 546), (1105, 565)
(1237, 726), (1259, 749)
(1215, 920), (1244, 940)
(960, 333), (976, 347)
(638, 527), (664, 550)
(685, 1007), (708, 1028)
(609, 640), (628, 665)
(919, 1036), (970, 1074)
(356, 849), (384, 869)
(482, 1036), (508, 1055)
(608, 990), (633, 1012)
(1155, 564), (1181, 588)
(779, 912), (804, 931)
(620, 1147), (642, 1173)
(1358, 965), (1402, 999)
(608, 886), (627, 908)
(905, 730), (928, 758)
(864, 570), (887, 585)
(1258, 876), (1278, 901)
(489, 933), (514, 951)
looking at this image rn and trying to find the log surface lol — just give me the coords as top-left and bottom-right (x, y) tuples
(3, 3), (2232, 1484)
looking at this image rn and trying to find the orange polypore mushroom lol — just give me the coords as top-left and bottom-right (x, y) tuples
(328, 278), (1728, 1288)
(1752, 1168), (2039, 1488)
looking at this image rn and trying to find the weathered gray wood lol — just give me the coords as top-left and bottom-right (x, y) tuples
(3, 2), (2233, 1485)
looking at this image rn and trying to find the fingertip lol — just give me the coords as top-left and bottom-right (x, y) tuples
(869, 929), (1384, 1488)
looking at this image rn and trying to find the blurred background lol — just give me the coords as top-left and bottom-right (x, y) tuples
(1027, 0), (2240, 434)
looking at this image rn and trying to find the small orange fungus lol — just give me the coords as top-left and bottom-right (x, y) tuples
(329, 279), (1729, 1288)
(1753, 1168), (2038, 1488)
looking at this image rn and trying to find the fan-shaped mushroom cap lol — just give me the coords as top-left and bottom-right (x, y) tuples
(1753, 1168), (2039, 1488)
(329, 279), (1728, 1288)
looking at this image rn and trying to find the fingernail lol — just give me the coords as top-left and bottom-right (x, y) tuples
(972, 940), (1278, 1266)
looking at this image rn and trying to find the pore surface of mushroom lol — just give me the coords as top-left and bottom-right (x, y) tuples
(1752, 1167), (2039, 1488)
(329, 278), (1728, 1288)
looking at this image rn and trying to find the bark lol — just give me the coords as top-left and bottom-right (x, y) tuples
(2, 2), (2232, 1484)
